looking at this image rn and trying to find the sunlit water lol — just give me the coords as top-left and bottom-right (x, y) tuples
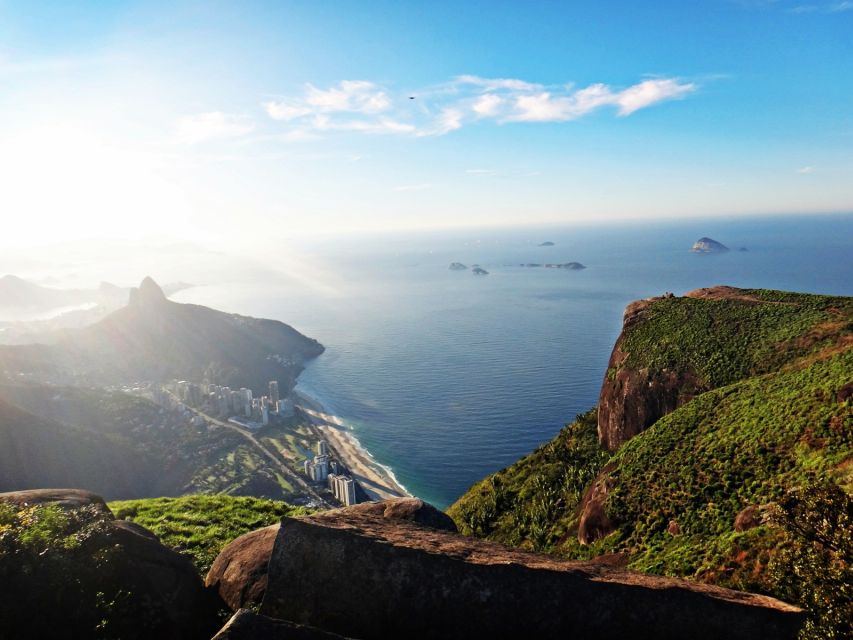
(175, 214), (853, 509)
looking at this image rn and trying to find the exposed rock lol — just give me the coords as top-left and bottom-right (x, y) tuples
(471, 267), (489, 275)
(734, 505), (762, 532)
(213, 609), (353, 640)
(577, 464), (617, 544)
(261, 501), (802, 640)
(206, 524), (279, 611)
(448, 262), (468, 271)
(207, 499), (455, 612)
(0, 488), (222, 640)
(668, 520), (682, 536)
(597, 298), (706, 451)
(129, 276), (169, 306)
(837, 381), (853, 403)
(347, 497), (458, 531)
(0, 488), (110, 512)
(691, 237), (730, 253)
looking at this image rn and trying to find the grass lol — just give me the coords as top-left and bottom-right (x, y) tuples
(109, 494), (310, 573)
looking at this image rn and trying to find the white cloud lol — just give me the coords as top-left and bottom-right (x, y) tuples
(262, 75), (698, 138)
(265, 80), (390, 121)
(472, 94), (505, 117)
(797, 166), (815, 174)
(506, 79), (696, 122)
(455, 74), (542, 92)
(175, 112), (254, 144)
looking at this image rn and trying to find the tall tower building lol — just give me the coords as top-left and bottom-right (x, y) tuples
(269, 380), (280, 408)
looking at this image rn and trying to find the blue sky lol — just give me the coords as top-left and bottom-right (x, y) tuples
(0, 0), (851, 246)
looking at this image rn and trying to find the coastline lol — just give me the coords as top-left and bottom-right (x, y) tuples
(293, 390), (411, 502)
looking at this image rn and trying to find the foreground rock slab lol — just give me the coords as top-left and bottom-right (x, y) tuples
(208, 498), (455, 611)
(261, 503), (803, 640)
(213, 609), (353, 640)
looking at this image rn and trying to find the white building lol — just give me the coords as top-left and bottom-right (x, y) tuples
(304, 454), (329, 482)
(317, 441), (329, 456)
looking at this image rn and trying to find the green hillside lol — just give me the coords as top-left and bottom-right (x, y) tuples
(110, 495), (310, 573)
(449, 288), (852, 638)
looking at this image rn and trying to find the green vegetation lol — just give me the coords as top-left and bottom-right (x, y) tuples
(110, 494), (310, 573)
(620, 289), (851, 388)
(0, 502), (172, 639)
(450, 289), (852, 639)
(448, 409), (609, 552)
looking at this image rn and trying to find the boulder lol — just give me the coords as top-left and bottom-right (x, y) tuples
(212, 609), (353, 640)
(207, 524), (279, 611)
(0, 488), (110, 512)
(261, 501), (803, 640)
(207, 498), (455, 611)
(734, 505), (762, 532)
(0, 488), (222, 639)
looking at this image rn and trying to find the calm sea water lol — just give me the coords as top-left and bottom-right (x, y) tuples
(175, 214), (852, 509)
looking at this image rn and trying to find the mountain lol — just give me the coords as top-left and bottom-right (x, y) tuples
(690, 237), (730, 253)
(449, 286), (851, 636)
(0, 396), (155, 497)
(0, 274), (90, 312)
(0, 277), (324, 393)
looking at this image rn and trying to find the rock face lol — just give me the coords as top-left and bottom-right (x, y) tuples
(206, 524), (279, 611)
(691, 237), (730, 253)
(207, 498), (455, 612)
(0, 489), (222, 640)
(260, 502), (802, 640)
(597, 296), (706, 451)
(734, 505), (762, 532)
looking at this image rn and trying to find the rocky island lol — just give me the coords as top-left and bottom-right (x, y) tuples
(471, 267), (489, 275)
(538, 241), (555, 246)
(690, 237), (730, 253)
(448, 262), (468, 271)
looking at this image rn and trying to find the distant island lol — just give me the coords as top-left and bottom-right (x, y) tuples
(471, 267), (489, 275)
(690, 237), (730, 253)
(520, 262), (586, 270)
(449, 262), (468, 271)
(538, 241), (555, 246)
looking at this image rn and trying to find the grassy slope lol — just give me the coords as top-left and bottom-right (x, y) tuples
(449, 289), (852, 594)
(109, 494), (310, 573)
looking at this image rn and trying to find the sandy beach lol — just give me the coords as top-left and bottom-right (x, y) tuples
(294, 391), (411, 502)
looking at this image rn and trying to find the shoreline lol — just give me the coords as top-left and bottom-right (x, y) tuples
(293, 390), (412, 502)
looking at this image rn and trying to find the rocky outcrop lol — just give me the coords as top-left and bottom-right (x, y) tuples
(213, 610), (353, 640)
(0, 487), (110, 511)
(596, 296), (706, 451)
(734, 505), (762, 532)
(448, 262), (468, 271)
(206, 524), (279, 611)
(577, 464), (617, 544)
(0, 489), (222, 640)
(260, 501), (802, 640)
(691, 237), (729, 253)
(207, 498), (454, 612)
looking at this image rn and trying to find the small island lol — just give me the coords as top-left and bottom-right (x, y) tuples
(471, 267), (489, 276)
(538, 241), (555, 247)
(690, 237), (730, 253)
(449, 262), (468, 271)
(546, 262), (586, 270)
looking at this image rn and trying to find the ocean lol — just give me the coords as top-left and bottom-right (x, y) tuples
(174, 214), (853, 509)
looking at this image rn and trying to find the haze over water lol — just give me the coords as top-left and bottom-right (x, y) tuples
(176, 214), (853, 509)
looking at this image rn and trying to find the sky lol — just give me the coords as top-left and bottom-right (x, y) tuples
(0, 0), (851, 248)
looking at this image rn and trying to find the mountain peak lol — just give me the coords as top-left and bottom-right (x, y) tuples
(129, 277), (168, 306)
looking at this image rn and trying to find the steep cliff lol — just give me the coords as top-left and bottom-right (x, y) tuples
(597, 286), (851, 451)
(450, 286), (852, 637)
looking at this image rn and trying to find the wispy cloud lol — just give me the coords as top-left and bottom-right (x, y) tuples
(175, 112), (255, 144)
(797, 166), (815, 174)
(261, 75), (699, 139)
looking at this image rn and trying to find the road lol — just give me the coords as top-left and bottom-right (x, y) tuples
(162, 389), (329, 506)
